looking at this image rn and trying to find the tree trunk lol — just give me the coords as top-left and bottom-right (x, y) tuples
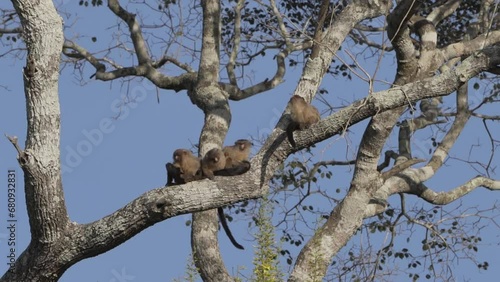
(2, 0), (67, 281)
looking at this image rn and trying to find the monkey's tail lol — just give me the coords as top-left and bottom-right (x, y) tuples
(218, 207), (244, 250)
(214, 161), (251, 176)
(286, 123), (297, 147)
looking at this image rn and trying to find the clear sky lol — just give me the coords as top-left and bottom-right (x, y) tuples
(0, 1), (499, 281)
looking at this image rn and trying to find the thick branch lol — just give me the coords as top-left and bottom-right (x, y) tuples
(72, 174), (261, 258)
(289, 47), (500, 151)
(442, 30), (500, 60)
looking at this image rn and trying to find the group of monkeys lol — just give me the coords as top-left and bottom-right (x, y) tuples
(164, 95), (320, 249)
(166, 139), (253, 186)
(165, 139), (253, 250)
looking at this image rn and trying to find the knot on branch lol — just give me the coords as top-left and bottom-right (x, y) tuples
(149, 197), (173, 218)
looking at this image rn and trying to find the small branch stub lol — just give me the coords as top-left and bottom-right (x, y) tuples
(5, 134), (26, 164)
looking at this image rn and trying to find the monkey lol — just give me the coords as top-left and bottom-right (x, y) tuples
(166, 149), (202, 185)
(201, 148), (226, 180)
(167, 159), (251, 184)
(173, 149), (202, 183)
(286, 95), (320, 147)
(223, 139), (253, 168)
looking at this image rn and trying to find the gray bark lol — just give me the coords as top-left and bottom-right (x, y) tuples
(3, 0), (66, 281)
(2, 0), (500, 281)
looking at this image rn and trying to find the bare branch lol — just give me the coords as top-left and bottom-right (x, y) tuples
(381, 158), (425, 180)
(191, 1), (233, 280)
(377, 150), (399, 172)
(269, 0), (292, 47)
(151, 55), (194, 72)
(481, 119), (496, 176)
(63, 40), (106, 74)
(424, 82), (470, 175)
(412, 176), (500, 205)
(63, 40), (196, 91)
(442, 30), (500, 60)
(107, 0), (151, 65)
(5, 134), (24, 158)
(471, 112), (500, 120)
(226, 0), (244, 85)
(427, 0), (461, 25)
(349, 29), (394, 51)
(0, 26), (21, 33)
(307, 159), (356, 180)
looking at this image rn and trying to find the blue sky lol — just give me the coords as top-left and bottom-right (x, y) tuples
(0, 1), (499, 281)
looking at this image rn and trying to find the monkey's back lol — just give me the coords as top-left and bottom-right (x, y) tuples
(303, 104), (320, 128)
(182, 155), (201, 178)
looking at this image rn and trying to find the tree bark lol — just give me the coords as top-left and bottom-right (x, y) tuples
(191, 0), (234, 281)
(3, 0), (66, 281)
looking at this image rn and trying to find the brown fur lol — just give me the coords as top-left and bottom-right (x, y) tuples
(172, 149), (201, 183)
(201, 148), (226, 180)
(287, 95), (320, 146)
(223, 139), (252, 168)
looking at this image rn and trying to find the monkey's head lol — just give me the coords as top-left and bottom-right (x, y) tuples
(205, 148), (223, 163)
(173, 149), (192, 162)
(289, 95), (306, 104)
(235, 139), (253, 151)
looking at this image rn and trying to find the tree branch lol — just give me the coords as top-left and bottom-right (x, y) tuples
(107, 0), (150, 65)
(226, 0), (244, 85)
(422, 81), (471, 177)
(442, 30), (500, 60)
(289, 46), (500, 151)
(427, 0), (461, 25)
(72, 173), (261, 258)
(412, 176), (500, 205)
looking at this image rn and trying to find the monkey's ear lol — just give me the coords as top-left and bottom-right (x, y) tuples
(215, 161), (250, 176)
